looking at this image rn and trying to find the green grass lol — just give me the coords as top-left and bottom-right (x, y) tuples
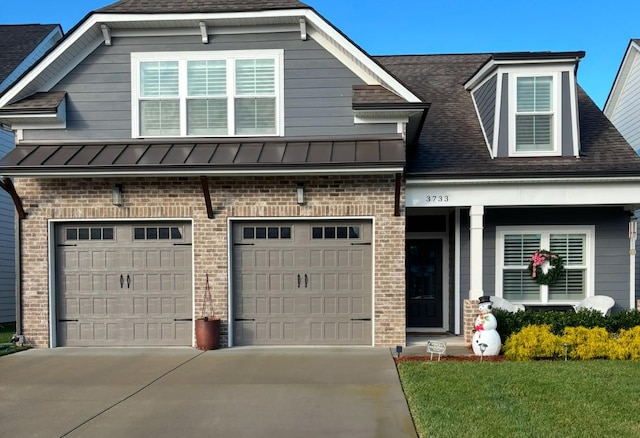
(0, 322), (15, 343)
(398, 361), (640, 438)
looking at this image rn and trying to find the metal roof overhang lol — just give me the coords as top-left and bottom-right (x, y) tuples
(0, 136), (406, 178)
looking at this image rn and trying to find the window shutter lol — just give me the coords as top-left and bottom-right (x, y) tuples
(140, 61), (179, 97)
(549, 234), (586, 301)
(187, 60), (226, 96)
(140, 61), (180, 136)
(236, 59), (275, 95)
(187, 60), (228, 135)
(503, 234), (541, 301)
(504, 234), (541, 266)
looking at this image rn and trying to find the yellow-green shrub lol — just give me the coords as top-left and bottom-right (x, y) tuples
(503, 324), (563, 361)
(614, 326), (640, 361)
(561, 326), (612, 360)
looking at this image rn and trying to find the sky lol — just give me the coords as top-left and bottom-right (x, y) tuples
(2, 0), (640, 109)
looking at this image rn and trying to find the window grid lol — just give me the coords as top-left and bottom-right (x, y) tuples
(515, 76), (554, 152)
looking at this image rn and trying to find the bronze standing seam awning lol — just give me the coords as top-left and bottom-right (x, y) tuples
(0, 136), (405, 176)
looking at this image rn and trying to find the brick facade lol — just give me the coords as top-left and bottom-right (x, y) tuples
(16, 174), (405, 348)
(463, 298), (478, 346)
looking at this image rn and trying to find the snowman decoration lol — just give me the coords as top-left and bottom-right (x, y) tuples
(472, 296), (501, 356)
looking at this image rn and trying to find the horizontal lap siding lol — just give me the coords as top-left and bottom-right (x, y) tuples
(0, 130), (15, 322)
(473, 75), (497, 148)
(23, 31), (396, 142)
(610, 53), (640, 153)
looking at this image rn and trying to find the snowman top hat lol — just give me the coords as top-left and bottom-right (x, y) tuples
(479, 296), (492, 304)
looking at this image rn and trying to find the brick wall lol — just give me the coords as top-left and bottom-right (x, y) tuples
(463, 298), (478, 346)
(16, 175), (405, 347)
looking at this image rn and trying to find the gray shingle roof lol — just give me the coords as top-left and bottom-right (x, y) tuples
(352, 85), (409, 107)
(0, 91), (66, 114)
(97, 0), (309, 13)
(0, 24), (60, 86)
(376, 54), (640, 178)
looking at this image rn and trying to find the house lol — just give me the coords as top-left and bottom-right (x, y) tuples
(0, 24), (63, 324)
(1, 0), (639, 348)
(604, 39), (640, 154)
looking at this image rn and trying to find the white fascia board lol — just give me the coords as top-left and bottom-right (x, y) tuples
(406, 179), (640, 207)
(2, 167), (405, 178)
(604, 41), (640, 117)
(465, 58), (581, 91)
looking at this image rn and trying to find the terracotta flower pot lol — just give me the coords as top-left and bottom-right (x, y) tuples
(195, 318), (220, 350)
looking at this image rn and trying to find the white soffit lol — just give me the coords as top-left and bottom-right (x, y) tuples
(0, 8), (421, 108)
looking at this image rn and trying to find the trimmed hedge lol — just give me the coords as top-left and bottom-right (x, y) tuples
(503, 325), (640, 361)
(493, 308), (640, 342)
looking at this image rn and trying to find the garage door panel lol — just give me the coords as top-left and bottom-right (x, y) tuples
(56, 222), (192, 347)
(233, 221), (372, 346)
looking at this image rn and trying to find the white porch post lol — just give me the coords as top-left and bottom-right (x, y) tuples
(469, 205), (485, 300)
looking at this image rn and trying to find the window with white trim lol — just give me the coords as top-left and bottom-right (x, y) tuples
(132, 51), (282, 137)
(496, 227), (593, 304)
(509, 72), (561, 157)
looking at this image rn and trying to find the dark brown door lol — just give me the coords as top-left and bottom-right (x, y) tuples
(406, 239), (443, 327)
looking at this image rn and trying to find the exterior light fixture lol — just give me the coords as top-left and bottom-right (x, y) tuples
(629, 215), (638, 241)
(296, 183), (305, 205)
(112, 184), (123, 207)
(396, 345), (403, 358)
(479, 343), (487, 362)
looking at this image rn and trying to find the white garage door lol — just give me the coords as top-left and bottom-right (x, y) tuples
(232, 221), (373, 346)
(55, 222), (192, 346)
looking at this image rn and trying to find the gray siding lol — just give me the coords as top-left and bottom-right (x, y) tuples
(496, 74), (509, 156)
(459, 207), (631, 312)
(609, 52), (640, 153)
(473, 75), (497, 148)
(496, 72), (576, 157)
(24, 31), (397, 142)
(0, 130), (15, 322)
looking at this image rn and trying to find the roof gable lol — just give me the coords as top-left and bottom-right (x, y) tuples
(0, 24), (61, 87)
(604, 39), (640, 117)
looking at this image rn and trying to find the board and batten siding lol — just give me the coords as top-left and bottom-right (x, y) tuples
(609, 52), (640, 154)
(0, 129), (15, 322)
(458, 207), (631, 314)
(23, 31), (397, 142)
(472, 74), (497, 148)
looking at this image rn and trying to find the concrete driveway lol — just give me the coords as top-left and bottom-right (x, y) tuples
(0, 347), (417, 438)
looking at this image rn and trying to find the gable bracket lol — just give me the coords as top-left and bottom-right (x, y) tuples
(299, 18), (307, 41)
(200, 176), (214, 219)
(199, 22), (209, 44)
(0, 177), (26, 220)
(100, 24), (112, 46)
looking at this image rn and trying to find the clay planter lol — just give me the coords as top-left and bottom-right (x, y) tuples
(195, 317), (220, 350)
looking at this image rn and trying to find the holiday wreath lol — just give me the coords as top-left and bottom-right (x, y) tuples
(526, 250), (564, 285)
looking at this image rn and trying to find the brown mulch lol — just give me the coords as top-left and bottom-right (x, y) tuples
(395, 355), (506, 364)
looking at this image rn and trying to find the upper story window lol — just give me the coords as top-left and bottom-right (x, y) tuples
(509, 72), (561, 157)
(132, 50), (283, 138)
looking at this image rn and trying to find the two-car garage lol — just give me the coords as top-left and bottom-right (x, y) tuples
(53, 220), (373, 347)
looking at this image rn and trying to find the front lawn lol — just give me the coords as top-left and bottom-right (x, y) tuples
(398, 361), (640, 438)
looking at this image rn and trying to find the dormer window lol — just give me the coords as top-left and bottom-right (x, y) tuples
(132, 50), (283, 138)
(509, 72), (561, 157)
(515, 76), (553, 152)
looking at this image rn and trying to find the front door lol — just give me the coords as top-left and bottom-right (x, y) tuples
(406, 239), (443, 328)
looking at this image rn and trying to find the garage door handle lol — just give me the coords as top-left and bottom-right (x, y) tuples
(127, 275), (131, 289)
(59, 319), (79, 322)
(235, 318), (256, 322)
(351, 318), (372, 321)
(305, 274), (308, 288)
(297, 274), (301, 288)
(174, 318), (193, 322)
(120, 274), (124, 289)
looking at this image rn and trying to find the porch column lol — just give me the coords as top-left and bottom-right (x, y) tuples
(469, 205), (484, 300)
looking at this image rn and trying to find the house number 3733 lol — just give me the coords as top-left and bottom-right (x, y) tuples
(426, 195), (449, 202)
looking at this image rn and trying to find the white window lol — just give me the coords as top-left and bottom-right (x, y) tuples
(508, 72), (561, 157)
(496, 226), (594, 304)
(132, 51), (283, 138)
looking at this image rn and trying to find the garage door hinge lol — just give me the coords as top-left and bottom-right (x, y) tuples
(350, 242), (371, 246)
(235, 318), (256, 321)
(350, 318), (372, 321)
(57, 244), (77, 247)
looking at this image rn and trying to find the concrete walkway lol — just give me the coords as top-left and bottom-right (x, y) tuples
(0, 347), (417, 438)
